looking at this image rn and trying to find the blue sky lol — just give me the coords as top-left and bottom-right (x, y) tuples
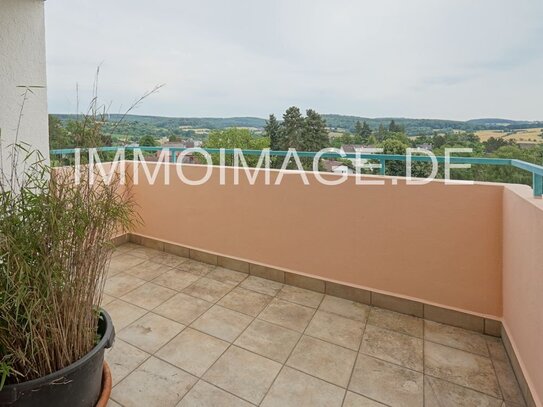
(45, 0), (543, 120)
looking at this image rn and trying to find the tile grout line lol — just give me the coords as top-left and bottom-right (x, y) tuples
(341, 309), (369, 406)
(256, 293), (326, 406)
(172, 273), (265, 406)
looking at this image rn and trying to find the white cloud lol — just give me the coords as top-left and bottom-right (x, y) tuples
(45, 0), (543, 120)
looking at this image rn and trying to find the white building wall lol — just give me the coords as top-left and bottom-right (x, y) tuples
(0, 0), (49, 171)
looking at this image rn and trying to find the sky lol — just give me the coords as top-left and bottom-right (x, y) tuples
(45, 0), (543, 121)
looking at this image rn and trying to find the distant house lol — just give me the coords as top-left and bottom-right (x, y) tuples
(340, 144), (378, 170)
(416, 143), (433, 151)
(321, 160), (353, 174)
(341, 144), (364, 154)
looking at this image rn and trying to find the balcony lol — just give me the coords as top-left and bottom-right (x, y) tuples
(90, 155), (543, 407)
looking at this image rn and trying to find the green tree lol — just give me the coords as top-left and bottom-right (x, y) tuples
(265, 114), (281, 151)
(388, 120), (404, 133)
(204, 128), (270, 166)
(48, 115), (72, 149)
(281, 106), (305, 150)
(139, 135), (157, 147)
(354, 121), (363, 138)
(354, 120), (372, 143)
(483, 137), (514, 153)
(377, 124), (386, 140)
(361, 121), (372, 142)
(381, 138), (409, 176)
(367, 134), (378, 146)
(302, 109), (328, 151)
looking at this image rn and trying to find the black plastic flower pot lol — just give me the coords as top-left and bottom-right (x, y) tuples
(0, 309), (115, 407)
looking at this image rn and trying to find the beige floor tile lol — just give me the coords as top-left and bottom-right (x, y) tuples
(425, 376), (503, 407)
(486, 336), (509, 362)
(178, 259), (216, 276)
(286, 335), (356, 387)
(156, 328), (228, 377)
(154, 292), (212, 325)
(183, 277), (234, 302)
(305, 310), (364, 350)
(111, 357), (197, 407)
(207, 267), (247, 285)
(177, 380), (253, 407)
(126, 260), (170, 281)
(108, 253), (146, 276)
(234, 320), (300, 364)
(493, 359), (526, 405)
(349, 354), (423, 407)
(425, 320), (489, 356)
(104, 299), (147, 330)
(100, 293), (115, 306)
(218, 287), (273, 317)
(367, 307), (423, 338)
(359, 324), (423, 371)
(105, 339), (149, 385)
(107, 400), (122, 407)
(424, 341), (501, 398)
(276, 285), (324, 308)
(104, 273), (147, 297)
(152, 251), (189, 268)
(128, 246), (163, 260)
(203, 346), (282, 404)
(319, 295), (370, 322)
(153, 268), (200, 292)
(118, 313), (185, 353)
(121, 282), (176, 310)
(240, 275), (283, 296)
(192, 305), (253, 342)
(343, 391), (387, 406)
(261, 366), (344, 407)
(258, 298), (315, 332)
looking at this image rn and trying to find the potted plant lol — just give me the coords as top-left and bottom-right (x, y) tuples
(0, 140), (135, 406)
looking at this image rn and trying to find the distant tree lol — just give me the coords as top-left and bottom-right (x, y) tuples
(265, 114), (281, 150)
(169, 134), (181, 142)
(381, 138), (409, 176)
(360, 121), (372, 142)
(281, 106), (305, 150)
(432, 135), (446, 149)
(49, 115), (72, 149)
(388, 120), (404, 133)
(354, 121), (363, 138)
(302, 109), (328, 151)
(139, 135), (157, 147)
(66, 118), (108, 148)
(377, 124), (386, 140)
(483, 137), (514, 153)
(367, 134), (378, 146)
(204, 128), (270, 166)
(340, 133), (356, 145)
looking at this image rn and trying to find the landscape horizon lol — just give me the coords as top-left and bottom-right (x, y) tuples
(52, 112), (543, 135)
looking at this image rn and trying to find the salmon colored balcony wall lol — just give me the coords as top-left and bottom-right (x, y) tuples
(129, 163), (503, 317)
(502, 185), (543, 406)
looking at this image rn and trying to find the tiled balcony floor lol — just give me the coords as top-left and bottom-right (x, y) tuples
(103, 243), (526, 407)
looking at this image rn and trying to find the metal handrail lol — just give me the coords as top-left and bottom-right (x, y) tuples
(50, 146), (543, 197)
